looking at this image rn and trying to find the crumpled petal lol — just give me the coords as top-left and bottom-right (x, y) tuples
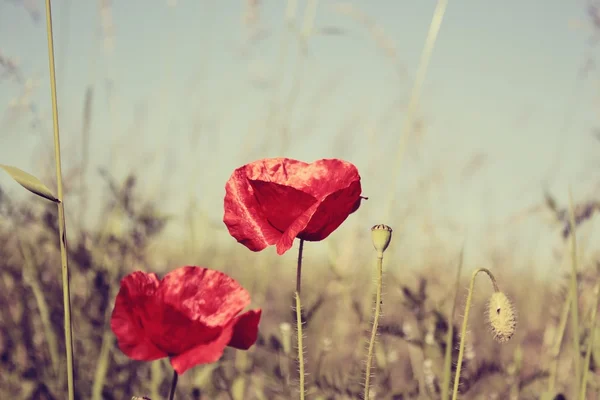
(170, 323), (235, 375)
(227, 309), (262, 350)
(143, 302), (221, 356)
(223, 158), (364, 255)
(298, 180), (363, 241)
(158, 266), (250, 327)
(110, 271), (167, 361)
(111, 266), (263, 375)
(248, 180), (317, 232)
(224, 169), (282, 252)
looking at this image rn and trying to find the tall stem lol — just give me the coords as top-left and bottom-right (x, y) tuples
(44, 1), (75, 399)
(168, 370), (178, 400)
(364, 253), (384, 399)
(451, 268), (498, 400)
(295, 239), (305, 400)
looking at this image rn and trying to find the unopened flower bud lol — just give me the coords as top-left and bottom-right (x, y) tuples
(371, 224), (393, 255)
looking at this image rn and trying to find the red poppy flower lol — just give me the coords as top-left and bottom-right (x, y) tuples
(223, 158), (364, 255)
(110, 266), (261, 375)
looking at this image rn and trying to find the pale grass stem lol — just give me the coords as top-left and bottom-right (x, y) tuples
(441, 246), (464, 400)
(579, 283), (600, 399)
(18, 234), (60, 378)
(567, 191), (581, 397)
(44, 1), (75, 399)
(546, 287), (572, 395)
(383, 0), (449, 221)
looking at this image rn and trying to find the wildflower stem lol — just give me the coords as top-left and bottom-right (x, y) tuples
(44, 1), (75, 399)
(364, 253), (384, 400)
(168, 370), (178, 400)
(451, 267), (498, 400)
(295, 239), (305, 400)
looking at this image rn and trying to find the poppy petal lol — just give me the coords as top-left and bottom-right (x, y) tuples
(276, 201), (321, 255)
(298, 180), (363, 241)
(224, 158), (363, 254)
(110, 271), (167, 361)
(143, 303), (222, 356)
(227, 309), (262, 350)
(170, 323), (235, 375)
(158, 266), (251, 328)
(248, 179), (317, 231)
(224, 169), (282, 251)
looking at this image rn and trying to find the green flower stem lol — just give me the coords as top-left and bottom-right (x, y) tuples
(296, 239), (305, 400)
(364, 252), (384, 400)
(168, 370), (178, 400)
(44, 1), (75, 399)
(451, 268), (498, 400)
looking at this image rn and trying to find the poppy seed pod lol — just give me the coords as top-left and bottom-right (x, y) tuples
(371, 224), (393, 255)
(486, 291), (517, 343)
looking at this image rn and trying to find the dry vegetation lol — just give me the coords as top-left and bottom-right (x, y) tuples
(2, 1), (600, 399)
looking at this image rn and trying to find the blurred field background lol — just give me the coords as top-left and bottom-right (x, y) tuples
(2, 0), (600, 399)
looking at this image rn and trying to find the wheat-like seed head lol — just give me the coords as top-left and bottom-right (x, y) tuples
(486, 292), (517, 343)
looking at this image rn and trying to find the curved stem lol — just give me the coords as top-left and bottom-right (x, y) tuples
(451, 267), (498, 400)
(364, 254), (384, 399)
(168, 370), (178, 400)
(44, 1), (75, 399)
(295, 239), (305, 399)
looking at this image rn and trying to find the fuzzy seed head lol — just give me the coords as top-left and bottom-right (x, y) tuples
(487, 291), (517, 343)
(371, 224), (393, 254)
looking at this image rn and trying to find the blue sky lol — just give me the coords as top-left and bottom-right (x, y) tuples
(1, 0), (599, 275)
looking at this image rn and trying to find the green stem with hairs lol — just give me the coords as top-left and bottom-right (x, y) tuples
(364, 252), (384, 399)
(44, 1), (75, 399)
(296, 239), (305, 400)
(451, 268), (498, 400)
